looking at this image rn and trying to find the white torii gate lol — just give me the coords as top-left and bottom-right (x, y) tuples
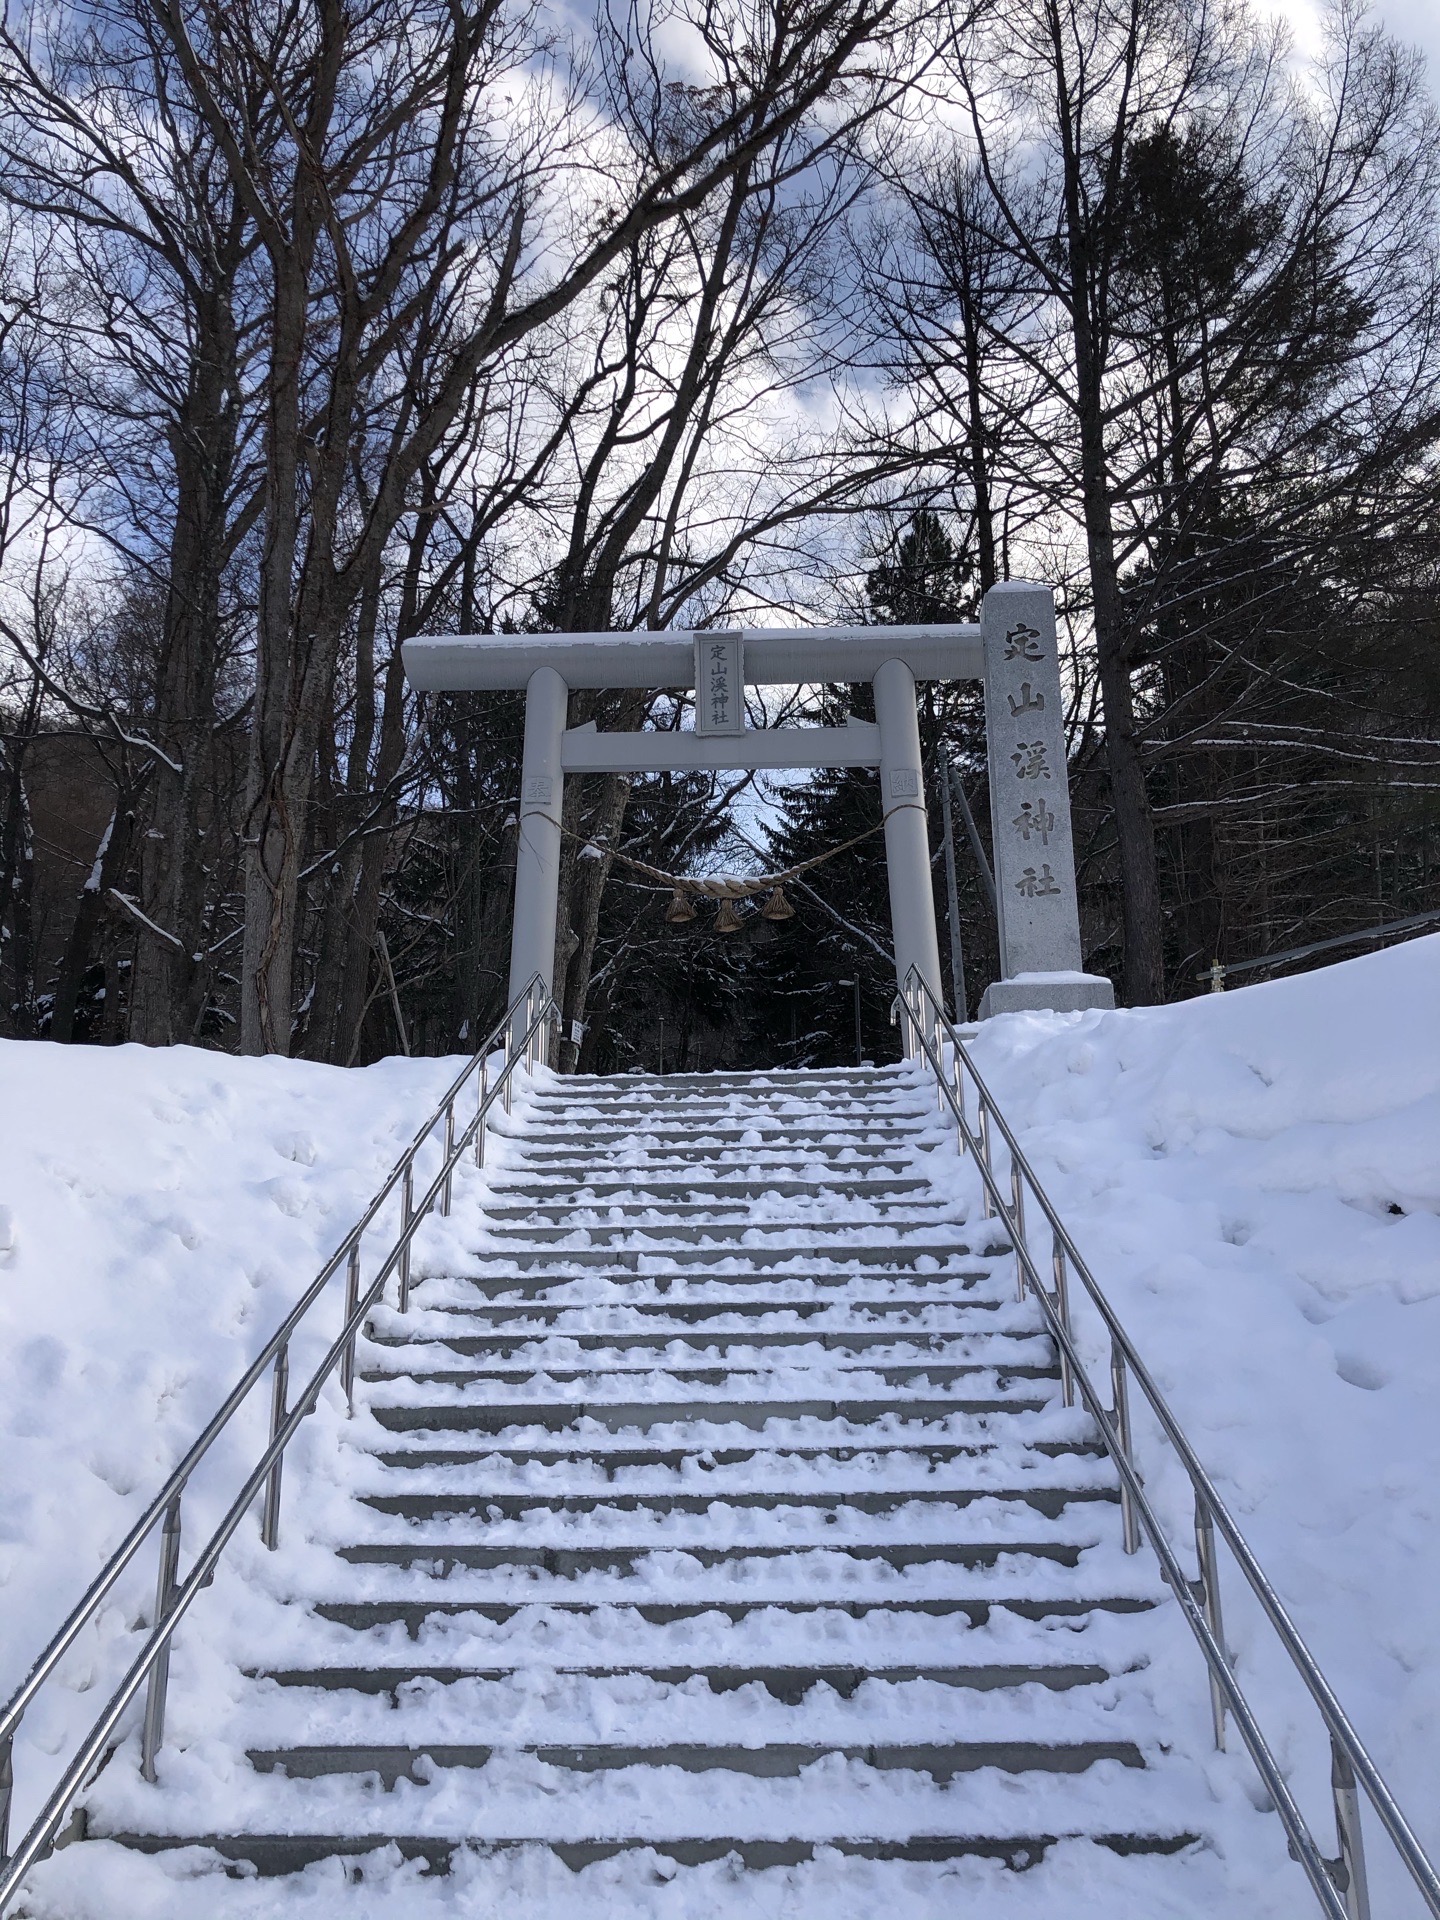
(402, 581), (1114, 1031)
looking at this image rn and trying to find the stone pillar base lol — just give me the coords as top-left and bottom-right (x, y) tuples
(979, 972), (1116, 1018)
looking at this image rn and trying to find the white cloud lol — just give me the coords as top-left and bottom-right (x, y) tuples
(1269, 0), (1440, 77)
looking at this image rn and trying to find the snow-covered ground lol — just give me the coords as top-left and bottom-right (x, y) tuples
(0, 1042), (505, 1802)
(953, 932), (1440, 1902)
(1, 933), (1437, 1917)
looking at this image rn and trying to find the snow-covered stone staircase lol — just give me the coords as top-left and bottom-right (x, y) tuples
(86, 1065), (1220, 1888)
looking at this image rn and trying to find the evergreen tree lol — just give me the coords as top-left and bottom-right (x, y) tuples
(735, 511), (994, 1065)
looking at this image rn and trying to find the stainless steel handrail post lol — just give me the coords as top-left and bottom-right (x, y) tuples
(397, 1162), (414, 1314)
(476, 1061), (488, 1165)
(340, 1244), (361, 1414)
(502, 1030), (513, 1113)
(1193, 1493), (1228, 1750)
(1332, 1737), (1373, 1920)
(441, 1101), (456, 1215)
(1052, 1231), (1074, 1407)
(139, 1496), (183, 1781)
(899, 987), (917, 1060)
(0, 1729), (12, 1866)
(1109, 1342), (1140, 1554)
(1010, 1161), (1028, 1303)
(978, 1099), (995, 1219)
(261, 1345), (290, 1548)
(951, 1046), (966, 1157)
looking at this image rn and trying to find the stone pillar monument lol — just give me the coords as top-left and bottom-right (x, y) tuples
(978, 583), (1115, 1018)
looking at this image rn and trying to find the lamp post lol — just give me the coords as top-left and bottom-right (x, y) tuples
(837, 979), (862, 1067)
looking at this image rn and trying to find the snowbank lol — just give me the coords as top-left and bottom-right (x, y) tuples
(0, 1041), (482, 1714)
(955, 933), (1440, 1881)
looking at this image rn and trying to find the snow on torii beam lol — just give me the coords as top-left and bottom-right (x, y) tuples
(402, 595), (1114, 1029)
(403, 623), (984, 693)
(404, 624), (954, 1020)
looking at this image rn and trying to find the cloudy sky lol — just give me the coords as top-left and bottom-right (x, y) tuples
(1360, 0), (1439, 65)
(1280, 0), (1440, 73)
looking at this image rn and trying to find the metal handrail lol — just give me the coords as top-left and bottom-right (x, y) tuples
(0, 978), (559, 1908)
(898, 966), (1440, 1920)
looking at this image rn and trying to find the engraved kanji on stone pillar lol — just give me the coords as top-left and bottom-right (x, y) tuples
(979, 582), (1115, 1017)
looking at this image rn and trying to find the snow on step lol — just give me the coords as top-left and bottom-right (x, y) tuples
(66, 1064), (1280, 1905)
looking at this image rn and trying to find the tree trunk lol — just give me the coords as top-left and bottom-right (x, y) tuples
(558, 772), (635, 1070)
(329, 641), (411, 1064)
(1077, 402), (1165, 1003)
(1, 755), (37, 1036)
(52, 793), (138, 1042)
(129, 294), (238, 1045)
(1059, 96), (1165, 1004)
(239, 240), (309, 1054)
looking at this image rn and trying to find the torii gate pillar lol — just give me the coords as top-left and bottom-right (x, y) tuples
(873, 656), (943, 1003)
(508, 665), (568, 1014)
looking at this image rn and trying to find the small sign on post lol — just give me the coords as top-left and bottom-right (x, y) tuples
(694, 632), (745, 736)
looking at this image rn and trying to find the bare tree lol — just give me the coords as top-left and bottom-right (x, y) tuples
(136, 0), (934, 1053)
(888, 0), (1440, 1000)
(0, 0), (271, 1040)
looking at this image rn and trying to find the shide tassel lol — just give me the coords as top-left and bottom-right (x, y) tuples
(665, 888), (697, 925)
(760, 884), (795, 922)
(714, 897), (744, 934)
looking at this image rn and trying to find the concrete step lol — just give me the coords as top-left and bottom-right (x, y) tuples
(485, 1175), (936, 1190)
(519, 1107), (928, 1124)
(526, 1092), (923, 1106)
(525, 1088), (922, 1109)
(249, 1661), (1114, 1698)
(462, 1245), (994, 1271)
(477, 1198), (957, 1221)
(366, 1394), (1052, 1432)
(529, 1076), (910, 1091)
(473, 1220), (972, 1245)
(398, 1296), (1015, 1322)
(358, 1362), (1057, 1387)
(438, 1274), (999, 1302)
(313, 1593), (1159, 1632)
(356, 1487), (1118, 1520)
(364, 1325), (1044, 1354)
(105, 1829), (1195, 1875)
(333, 1540), (1090, 1574)
(518, 1122), (925, 1144)
(529, 1075), (916, 1091)
(514, 1142), (932, 1164)
(243, 1739), (1145, 1786)
(523, 1112), (926, 1125)
(370, 1437), (1109, 1470)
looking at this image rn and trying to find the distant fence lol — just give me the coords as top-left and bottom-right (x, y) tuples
(1197, 907), (1440, 991)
